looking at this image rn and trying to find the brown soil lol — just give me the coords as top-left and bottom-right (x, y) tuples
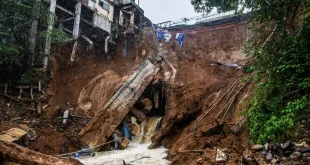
(1, 20), (253, 165)
(18, 27), (158, 155)
(149, 21), (253, 164)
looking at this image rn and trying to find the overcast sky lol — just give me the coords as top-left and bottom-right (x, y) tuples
(139, 0), (200, 24)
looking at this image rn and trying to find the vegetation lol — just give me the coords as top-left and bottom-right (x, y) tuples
(192, 0), (310, 143)
(0, 0), (68, 83)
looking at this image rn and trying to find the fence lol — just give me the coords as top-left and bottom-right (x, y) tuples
(156, 10), (252, 31)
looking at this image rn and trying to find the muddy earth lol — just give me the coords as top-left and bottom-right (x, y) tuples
(1, 21), (265, 165)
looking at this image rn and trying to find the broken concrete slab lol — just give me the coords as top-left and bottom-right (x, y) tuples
(79, 60), (159, 148)
(0, 128), (27, 143)
(0, 141), (82, 165)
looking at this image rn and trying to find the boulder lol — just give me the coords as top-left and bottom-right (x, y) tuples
(251, 144), (264, 151)
(303, 153), (310, 157)
(296, 147), (310, 153)
(216, 149), (227, 163)
(265, 152), (273, 162)
(196, 158), (203, 164)
(289, 152), (302, 160)
(264, 143), (269, 150)
(242, 149), (254, 162)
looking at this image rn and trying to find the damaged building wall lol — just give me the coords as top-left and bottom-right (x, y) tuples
(93, 0), (114, 22)
(93, 14), (112, 34)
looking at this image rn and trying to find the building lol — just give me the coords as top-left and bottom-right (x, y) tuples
(43, 0), (152, 56)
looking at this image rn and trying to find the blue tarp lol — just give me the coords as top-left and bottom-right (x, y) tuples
(122, 120), (132, 141)
(157, 31), (164, 42)
(176, 33), (185, 47)
(74, 148), (93, 158)
(156, 28), (164, 42)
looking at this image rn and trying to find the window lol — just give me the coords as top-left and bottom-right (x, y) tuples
(99, 0), (110, 12)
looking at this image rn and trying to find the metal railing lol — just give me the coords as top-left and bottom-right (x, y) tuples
(196, 10), (237, 24)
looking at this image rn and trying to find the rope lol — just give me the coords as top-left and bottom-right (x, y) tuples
(56, 137), (127, 157)
(56, 134), (155, 157)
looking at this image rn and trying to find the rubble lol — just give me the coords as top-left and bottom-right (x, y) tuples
(24, 128), (38, 145)
(79, 60), (159, 148)
(251, 144), (265, 151)
(250, 140), (310, 164)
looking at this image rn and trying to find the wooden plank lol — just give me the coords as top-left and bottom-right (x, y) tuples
(118, 138), (130, 149)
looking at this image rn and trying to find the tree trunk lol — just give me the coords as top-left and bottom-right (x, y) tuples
(0, 141), (82, 165)
(43, 0), (57, 72)
(28, 0), (40, 66)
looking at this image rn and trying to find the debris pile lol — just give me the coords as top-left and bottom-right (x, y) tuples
(249, 140), (310, 164)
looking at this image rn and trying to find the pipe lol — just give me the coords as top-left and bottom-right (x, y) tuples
(105, 35), (110, 53)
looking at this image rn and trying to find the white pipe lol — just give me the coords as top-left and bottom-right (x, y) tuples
(105, 36), (110, 53)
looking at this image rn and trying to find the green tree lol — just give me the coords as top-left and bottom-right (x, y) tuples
(192, 0), (310, 143)
(0, 0), (68, 82)
(191, 0), (239, 13)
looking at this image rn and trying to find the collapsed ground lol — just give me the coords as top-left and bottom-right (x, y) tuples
(1, 21), (258, 164)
